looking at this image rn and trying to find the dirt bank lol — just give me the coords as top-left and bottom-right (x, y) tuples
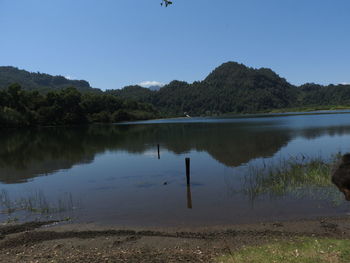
(1, 216), (350, 262)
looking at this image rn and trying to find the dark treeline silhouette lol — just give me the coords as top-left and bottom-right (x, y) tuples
(0, 84), (158, 127)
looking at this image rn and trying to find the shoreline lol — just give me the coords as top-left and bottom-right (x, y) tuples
(120, 108), (350, 125)
(1, 215), (350, 262)
(2, 108), (350, 129)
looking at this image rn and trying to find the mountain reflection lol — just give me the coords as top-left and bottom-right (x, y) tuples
(1, 119), (350, 184)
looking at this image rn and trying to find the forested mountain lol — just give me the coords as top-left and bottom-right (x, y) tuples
(111, 62), (350, 115)
(110, 62), (298, 115)
(203, 63), (297, 111)
(0, 66), (100, 93)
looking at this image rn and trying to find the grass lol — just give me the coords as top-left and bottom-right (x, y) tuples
(217, 237), (350, 263)
(240, 153), (343, 203)
(0, 189), (79, 215)
(217, 106), (350, 118)
(266, 105), (350, 114)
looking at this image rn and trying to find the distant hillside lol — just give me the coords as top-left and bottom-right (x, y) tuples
(111, 62), (298, 115)
(110, 62), (350, 115)
(148, 85), (162, 91)
(0, 66), (100, 93)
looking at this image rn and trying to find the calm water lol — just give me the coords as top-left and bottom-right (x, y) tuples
(1, 112), (350, 227)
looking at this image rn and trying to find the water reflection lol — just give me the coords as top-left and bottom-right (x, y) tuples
(2, 114), (350, 184)
(1, 114), (350, 225)
(187, 185), (193, 209)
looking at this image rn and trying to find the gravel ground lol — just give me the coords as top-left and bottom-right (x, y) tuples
(1, 217), (350, 262)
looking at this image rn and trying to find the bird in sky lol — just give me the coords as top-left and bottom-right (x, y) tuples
(160, 0), (173, 7)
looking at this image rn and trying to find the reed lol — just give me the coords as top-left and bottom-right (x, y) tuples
(0, 190), (79, 215)
(240, 153), (343, 204)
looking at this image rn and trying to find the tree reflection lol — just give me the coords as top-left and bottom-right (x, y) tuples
(1, 121), (350, 184)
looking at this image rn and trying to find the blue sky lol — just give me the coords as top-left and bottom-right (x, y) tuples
(1, 0), (349, 90)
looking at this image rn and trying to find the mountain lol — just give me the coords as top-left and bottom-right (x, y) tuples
(113, 62), (350, 115)
(113, 62), (299, 115)
(0, 66), (100, 93)
(148, 85), (162, 91)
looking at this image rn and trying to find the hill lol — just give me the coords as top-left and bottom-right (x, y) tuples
(112, 62), (299, 115)
(111, 62), (350, 116)
(0, 66), (100, 93)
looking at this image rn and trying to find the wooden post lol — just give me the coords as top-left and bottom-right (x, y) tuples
(185, 157), (190, 185)
(157, 144), (160, 159)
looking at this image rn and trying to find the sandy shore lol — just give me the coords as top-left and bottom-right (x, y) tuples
(0, 216), (350, 262)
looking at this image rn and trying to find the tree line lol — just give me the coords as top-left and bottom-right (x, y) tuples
(0, 84), (158, 127)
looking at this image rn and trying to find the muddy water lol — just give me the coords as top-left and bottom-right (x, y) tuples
(1, 112), (350, 226)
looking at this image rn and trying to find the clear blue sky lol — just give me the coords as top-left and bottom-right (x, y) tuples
(1, 0), (349, 90)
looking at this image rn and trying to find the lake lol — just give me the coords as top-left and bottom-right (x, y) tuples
(1, 111), (350, 227)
